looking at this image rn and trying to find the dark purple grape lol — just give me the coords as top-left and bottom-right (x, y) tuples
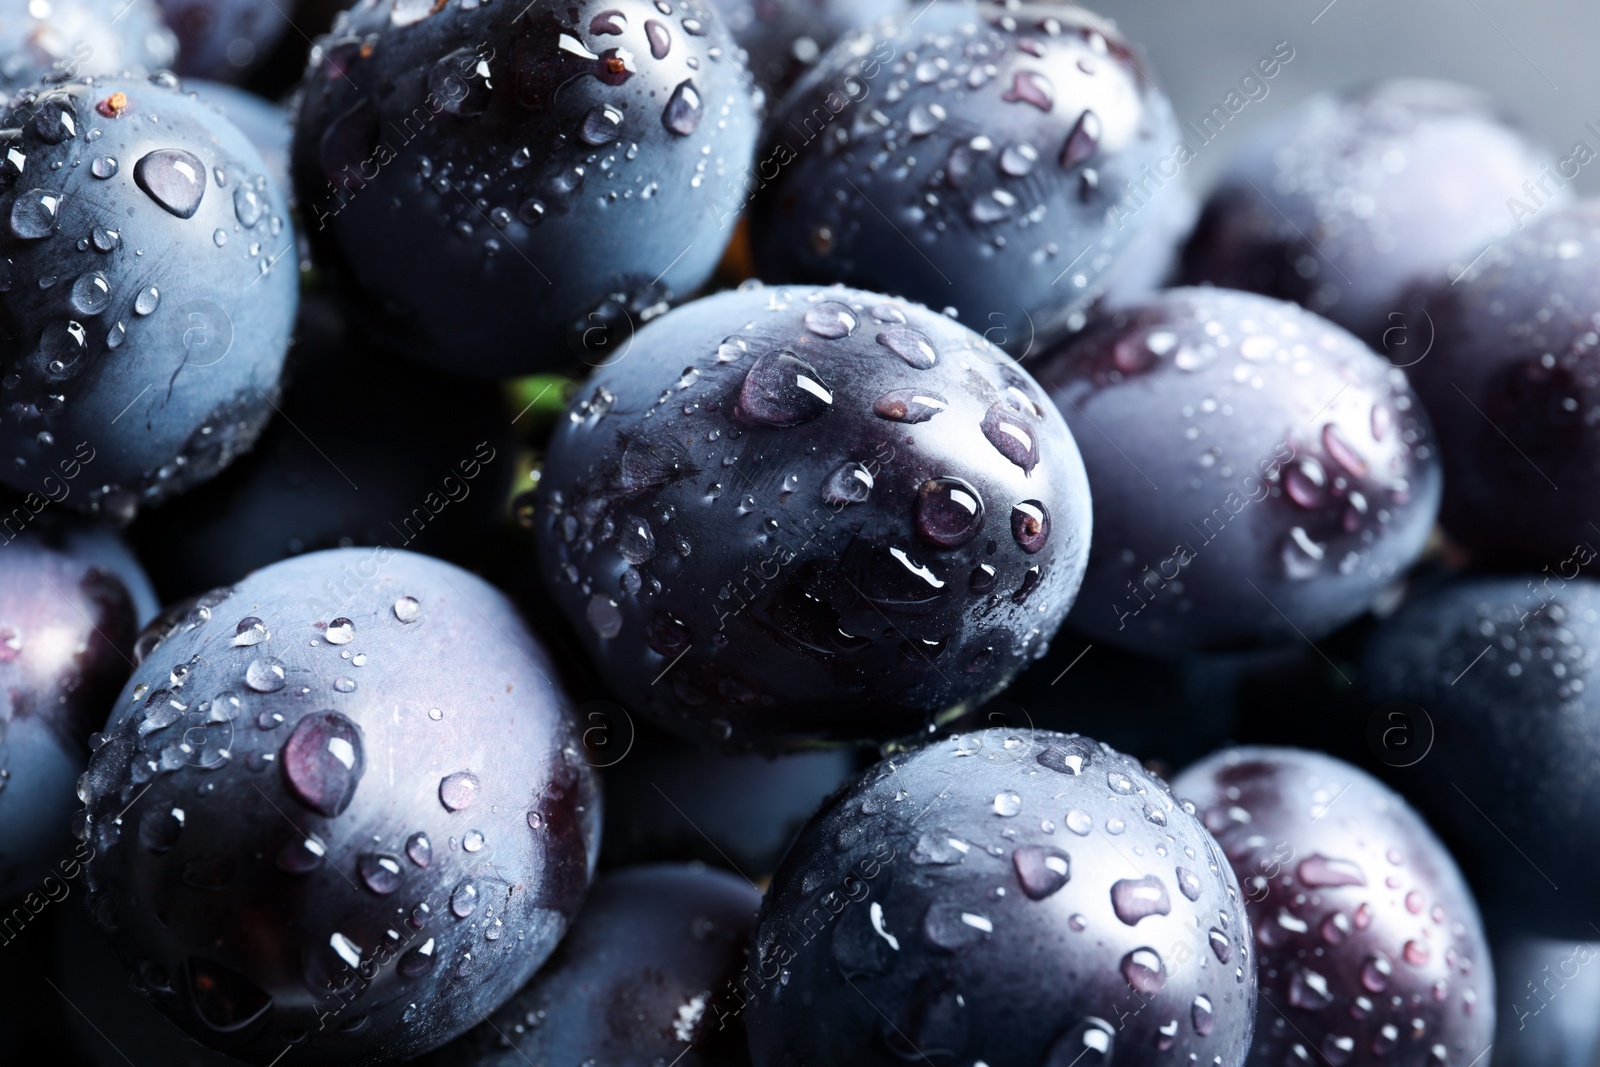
(425, 865), (759, 1066)
(1175, 748), (1494, 1067)
(1409, 199), (1600, 564)
(532, 284), (1092, 749)
(744, 729), (1257, 1066)
(79, 549), (599, 1064)
(1031, 287), (1440, 655)
(1181, 79), (1563, 354)
(748, 1), (1178, 356)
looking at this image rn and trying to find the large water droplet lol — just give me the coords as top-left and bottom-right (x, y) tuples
(359, 853), (403, 895)
(915, 477), (984, 548)
(429, 48), (493, 116)
(281, 711), (365, 817)
(1192, 994), (1214, 1036)
(1120, 947), (1166, 994)
(982, 403), (1039, 472)
(450, 881), (479, 918)
(406, 832), (432, 868)
(1361, 953), (1392, 992)
(233, 184), (263, 228)
(873, 389), (947, 423)
(921, 902), (993, 952)
(736, 350), (832, 426)
(11, 188), (64, 239)
(134, 287), (160, 316)
(245, 657), (286, 692)
(439, 771), (480, 811)
(876, 328), (937, 369)
(580, 104), (625, 146)
(1111, 874), (1171, 925)
(398, 938), (437, 977)
(134, 149), (207, 218)
(993, 790), (1022, 816)
(1011, 500), (1050, 553)
(325, 618), (355, 645)
(1176, 867), (1201, 901)
(663, 79), (703, 135)
(187, 958), (272, 1033)
(1002, 70), (1054, 111)
(617, 514), (656, 564)
(394, 596), (422, 623)
(233, 617), (268, 646)
(823, 462), (874, 505)
(1038, 738), (1094, 775)
(1013, 845), (1070, 899)
(1298, 854), (1366, 888)
(1060, 110), (1101, 168)
(645, 18), (671, 58)
(1289, 967), (1335, 1010)
(804, 301), (858, 339)
(90, 156), (118, 179)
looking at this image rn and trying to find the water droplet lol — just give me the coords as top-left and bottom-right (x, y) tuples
(1000, 142), (1038, 176)
(1002, 70), (1054, 111)
(1111, 875), (1171, 925)
(325, 618), (355, 644)
(134, 286), (160, 316)
(1192, 994), (1214, 1036)
(359, 853), (403, 895)
(993, 790), (1022, 816)
(1013, 845), (1070, 899)
(138, 806), (185, 852)
(1290, 967), (1335, 1010)
(876, 328), (937, 368)
(1010, 501), (1050, 553)
(406, 832), (432, 868)
(663, 80), (702, 135)
(333, 677), (357, 693)
(873, 389), (947, 423)
(587, 594), (623, 638)
(393, 596), (422, 623)
(398, 938), (436, 978)
(1404, 939), (1431, 967)
(233, 617), (268, 646)
(981, 404), (1039, 472)
(1323, 424), (1369, 477)
(1361, 954), (1392, 992)
(439, 771), (480, 812)
(1120, 947), (1166, 994)
(1065, 809), (1093, 835)
(921, 902), (993, 952)
(1060, 110), (1101, 168)
(90, 156), (117, 179)
(429, 47), (493, 115)
(1298, 854), (1366, 888)
(187, 958), (272, 1033)
(134, 149), (207, 218)
(233, 184), (263, 227)
(1044, 1017), (1114, 1065)
(580, 104), (625, 146)
(277, 834), (327, 873)
(281, 711), (365, 818)
(736, 350), (832, 426)
(69, 271), (110, 316)
(644, 17), (672, 58)
(915, 477), (984, 548)
(823, 462), (874, 506)
(245, 657), (286, 692)
(1038, 739), (1094, 775)
(11, 188), (63, 239)
(450, 882), (479, 918)
(1209, 928), (1232, 963)
(805, 301), (858, 339)
(1283, 526), (1326, 579)
(1176, 867), (1201, 901)
(907, 103), (946, 136)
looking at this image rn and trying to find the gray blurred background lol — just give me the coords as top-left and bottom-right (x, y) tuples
(1087, 0), (1600, 193)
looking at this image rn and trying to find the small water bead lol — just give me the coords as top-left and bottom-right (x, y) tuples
(1289, 967), (1335, 1010)
(1065, 809), (1093, 835)
(450, 882), (479, 918)
(394, 596), (421, 622)
(406, 832), (432, 868)
(463, 830), (486, 852)
(915, 477), (985, 548)
(12, 188), (63, 238)
(822, 462), (874, 506)
(69, 272), (111, 316)
(1175, 867), (1202, 901)
(1000, 142), (1039, 176)
(1120, 947), (1166, 994)
(134, 148), (207, 218)
(333, 677), (357, 693)
(873, 389), (947, 423)
(134, 287), (160, 316)
(245, 657), (286, 692)
(736, 350), (832, 426)
(1361, 953), (1392, 992)
(803, 301), (858, 339)
(662, 79), (703, 135)
(579, 104), (625, 146)
(439, 771), (480, 811)
(993, 791), (1022, 816)
(1111, 875), (1171, 925)
(1191, 994), (1215, 1036)
(398, 939), (437, 978)
(876, 328), (937, 368)
(981, 404), (1040, 473)
(1209, 928), (1231, 963)
(1060, 109), (1101, 168)
(278, 834), (327, 873)
(1012, 846), (1070, 899)
(358, 853), (403, 895)
(1001, 70), (1055, 111)
(325, 618), (355, 644)
(1011, 501), (1050, 553)
(1298, 854), (1366, 888)
(645, 18), (671, 58)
